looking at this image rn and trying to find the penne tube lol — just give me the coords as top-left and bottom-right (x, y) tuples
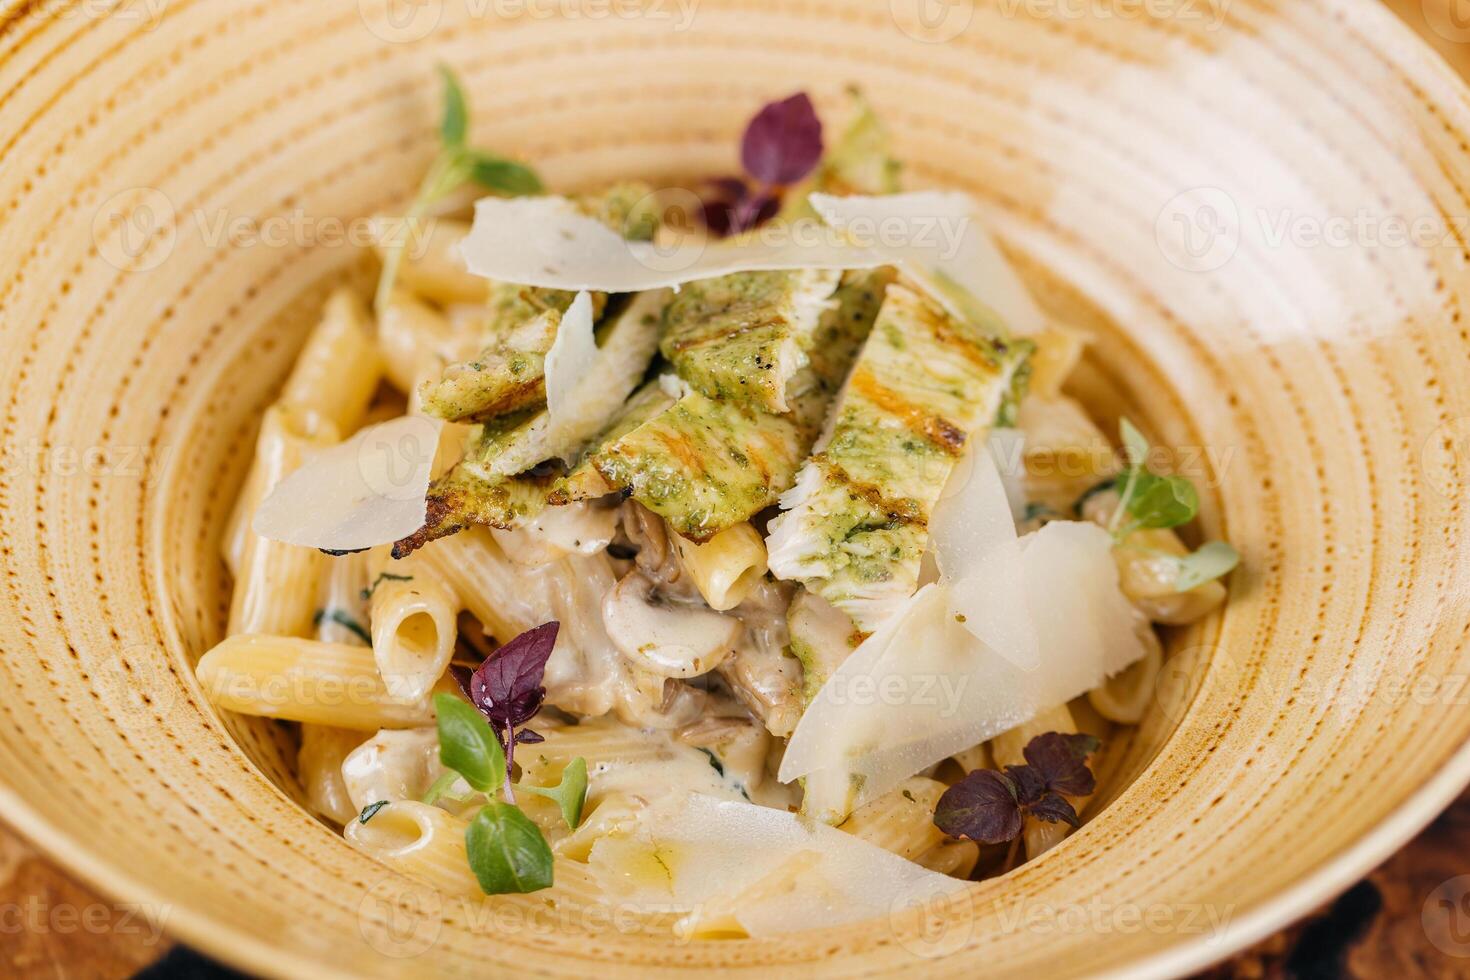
(222, 452), (266, 577)
(839, 777), (951, 863)
(414, 528), (548, 640)
(367, 550), (458, 703)
(279, 287), (382, 437)
(991, 703), (1085, 861)
(196, 635), (447, 730)
(316, 549), (372, 646)
(1026, 323), (1089, 400)
(1089, 620), (1163, 724)
(228, 407), (338, 637)
(341, 728), (459, 814)
(345, 801), (483, 898)
(298, 725), (366, 825)
(671, 522), (768, 612)
(375, 218), (489, 305)
(376, 289), (459, 394)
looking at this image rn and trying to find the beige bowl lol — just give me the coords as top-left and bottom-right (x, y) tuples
(3, 0), (1470, 975)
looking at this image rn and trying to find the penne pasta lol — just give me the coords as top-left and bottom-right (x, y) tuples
(298, 725), (366, 825)
(341, 727), (458, 813)
(671, 523), (768, 612)
(839, 777), (951, 863)
(316, 549), (372, 646)
(414, 527), (546, 640)
(1089, 622), (1163, 724)
(376, 289), (461, 394)
(367, 550), (458, 703)
(228, 407), (338, 637)
(345, 801), (483, 898)
(376, 218), (489, 305)
(196, 634), (446, 730)
(279, 287), (382, 437)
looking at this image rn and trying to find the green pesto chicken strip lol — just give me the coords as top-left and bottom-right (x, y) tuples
(765, 284), (1031, 632)
(591, 391), (806, 542)
(417, 181), (657, 424)
(451, 289), (668, 479)
(660, 268), (841, 415)
(545, 381), (675, 505)
(590, 273), (889, 542)
(391, 465), (554, 558)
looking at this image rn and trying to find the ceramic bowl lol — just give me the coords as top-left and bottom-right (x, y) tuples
(2, 0), (1469, 975)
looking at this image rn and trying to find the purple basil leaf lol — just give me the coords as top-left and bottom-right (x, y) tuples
(468, 622), (559, 730)
(730, 191), (779, 233)
(741, 92), (823, 186)
(1025, 792), (1081, 828)
(515, 729), (545, 746)
(1023, 732), (1101, 797)
(932, 769), (1022, 844)
(1004, 764), (1047, 806)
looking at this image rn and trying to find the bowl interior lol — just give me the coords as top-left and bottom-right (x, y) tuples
(2, 1), (1470, 977)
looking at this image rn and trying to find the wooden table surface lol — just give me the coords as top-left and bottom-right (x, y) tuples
(4, 2), (1470, 978)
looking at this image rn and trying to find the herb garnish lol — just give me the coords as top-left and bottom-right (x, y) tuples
(933, 732), (1100, 845)
(361, 571), (413, 601)
(427, 622), (588, 895)
(701, 93), (823, 236)
(313, 608), (371, 645)
(375, 65), (544, 311)
(1100, 418), (1240, 592)
(358, 800), (389, 824)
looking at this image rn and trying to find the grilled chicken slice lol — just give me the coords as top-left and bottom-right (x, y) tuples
(766, 284), (1030, 631)
(660, 269), (841, 414)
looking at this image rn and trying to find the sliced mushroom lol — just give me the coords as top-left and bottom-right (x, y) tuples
(602, 570), (741, 678)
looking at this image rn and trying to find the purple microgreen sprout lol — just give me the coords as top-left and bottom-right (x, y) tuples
(458, 621), (559, 803)
(933, 732), (1101, 847)
(701, 92), (824, 237)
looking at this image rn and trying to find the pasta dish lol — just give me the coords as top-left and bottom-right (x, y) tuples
(196, 70), (1238, 937)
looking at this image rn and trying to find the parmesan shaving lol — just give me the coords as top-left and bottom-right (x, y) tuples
(458, 196), (885, 292)
(780, 519), (1148, 818)
(252, 414), (442, 551)
(808, 191), (1048, 336)
(587, 794), (965, 936)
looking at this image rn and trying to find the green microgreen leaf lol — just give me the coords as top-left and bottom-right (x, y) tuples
(465, 801), (555, 894)
(1173, 540), (1240, 591)
(433, 693), (506, 794)
(465, 152), (544, 196)
(1125, 471), (1199, 531)
(420, 769), (462, 807)
(1119, 417), (1151, 468)
(517, 757), (588, 830)
(374, 66), (543, 312)
(438, 63), (469, 147)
